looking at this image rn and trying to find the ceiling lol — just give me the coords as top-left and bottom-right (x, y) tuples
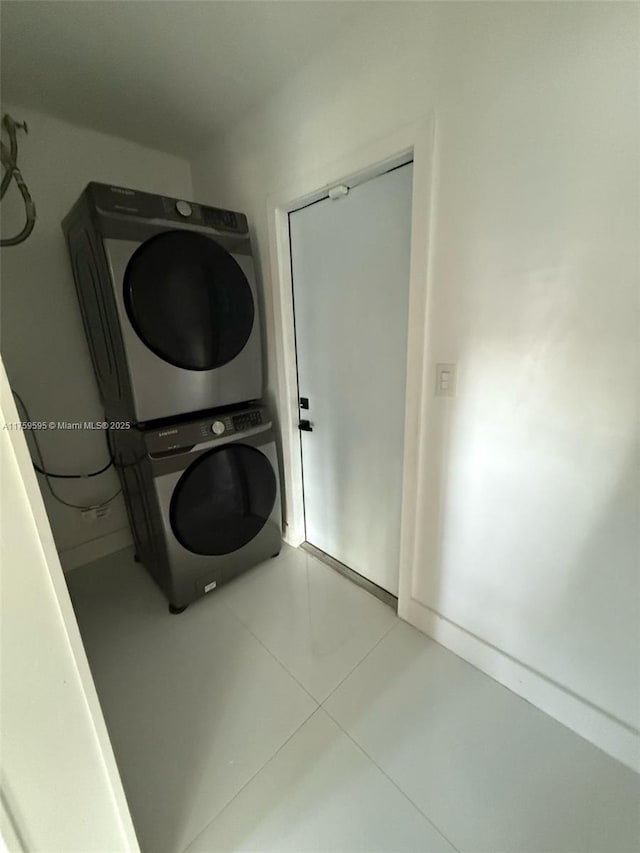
(1, 1), (364, 157)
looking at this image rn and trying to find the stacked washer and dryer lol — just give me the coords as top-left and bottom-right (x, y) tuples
(63, 183), (281, 612)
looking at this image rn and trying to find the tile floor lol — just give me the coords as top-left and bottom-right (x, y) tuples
(67, 546), (640, 853)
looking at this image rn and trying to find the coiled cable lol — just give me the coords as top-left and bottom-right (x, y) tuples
(1, 114), (36, 247)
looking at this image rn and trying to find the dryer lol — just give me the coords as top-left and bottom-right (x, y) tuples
(113, 403), (281, 612)
(63, 183), (263, 424)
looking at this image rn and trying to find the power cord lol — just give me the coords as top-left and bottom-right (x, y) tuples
(11, 389), (122, 510)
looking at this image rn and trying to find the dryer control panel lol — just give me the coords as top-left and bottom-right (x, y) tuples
(145, 405), (268, 455)
(87, 182), (248, 235)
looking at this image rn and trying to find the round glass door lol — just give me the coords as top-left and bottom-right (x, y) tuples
(170, 445), (276, 555)
(123, 230), (254, 371)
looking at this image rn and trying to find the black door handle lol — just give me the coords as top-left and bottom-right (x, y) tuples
(298, 420), (313, 432)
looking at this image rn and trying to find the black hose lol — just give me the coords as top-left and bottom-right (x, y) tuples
(33, 455), (114, 479)
(1, 162), (36, 246)
(0, 114), (36, 247)
(12, 389), (115, 479)
(11, 388), (121, 510)
(0, 120), (17, 198)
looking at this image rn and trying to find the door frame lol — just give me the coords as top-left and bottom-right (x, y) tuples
(266, 115), (435, 617)
(0, 358), (140, 851)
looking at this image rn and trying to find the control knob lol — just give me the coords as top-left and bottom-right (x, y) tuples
(175, 200), (192, 217)
(211, 420), (225, 436)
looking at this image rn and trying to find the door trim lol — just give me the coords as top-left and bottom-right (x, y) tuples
(0, 359), (140, 850)
(266, 115), (436, 619)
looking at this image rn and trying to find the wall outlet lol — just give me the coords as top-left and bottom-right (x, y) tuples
(81, 506), (112, 522)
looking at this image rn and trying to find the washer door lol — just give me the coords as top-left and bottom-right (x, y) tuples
(170, 445), (277, 555)
(123, 230), (254, 371)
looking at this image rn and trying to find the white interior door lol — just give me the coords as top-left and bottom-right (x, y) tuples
(290, 162), (413, 595)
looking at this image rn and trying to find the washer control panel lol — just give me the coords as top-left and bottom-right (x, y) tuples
(199, 415), (231, 441)
(232, 410), (263, 431)
(195, 407), (264, 443)
(89, 182), (248, 234)
(146, 406), (268, 455)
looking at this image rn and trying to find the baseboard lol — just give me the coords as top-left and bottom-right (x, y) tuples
(282, 522), (304, 549)
(59, 527), (133, 573)
(405, 597), (640, 773)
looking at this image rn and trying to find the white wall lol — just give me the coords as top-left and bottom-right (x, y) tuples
(0, 358), (139, 851)
(190, 3), (640, 762)
(1, 105), (192, 568)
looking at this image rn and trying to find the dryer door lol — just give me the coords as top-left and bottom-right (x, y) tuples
(170, 444), (277, 555)
(123, 230), (255, 371)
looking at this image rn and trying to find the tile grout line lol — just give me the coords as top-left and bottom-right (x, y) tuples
(217, 596), (322, 706)
(321, 702), (462, 853)
(180, 705), (323, 853)
(318, 617), (461, 852)
(216, 555), (399, 708)
(178, 591), (324, 850)
(319, 617), (402, 706)
(181, 570), (404, 849)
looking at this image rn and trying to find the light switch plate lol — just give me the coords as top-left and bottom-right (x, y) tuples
(436, 362), (457, 397)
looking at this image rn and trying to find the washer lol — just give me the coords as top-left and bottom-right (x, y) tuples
(63, 183), (263, 424)
(113, 404), (281, 611)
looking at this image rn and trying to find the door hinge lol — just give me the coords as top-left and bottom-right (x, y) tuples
(299, 397), (309, 410)
(298, 420), (313, 432)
